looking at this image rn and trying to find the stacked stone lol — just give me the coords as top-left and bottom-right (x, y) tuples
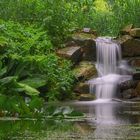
(56, 28), (97, 101)
(118, 25), (140, 99)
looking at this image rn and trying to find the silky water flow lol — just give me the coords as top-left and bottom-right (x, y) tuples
(88, 37), (132, 101)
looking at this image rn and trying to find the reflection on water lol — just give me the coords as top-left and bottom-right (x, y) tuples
(72, 101), (140, 139)
(73, 101), (140, 124)
(1, 102), (140, 140)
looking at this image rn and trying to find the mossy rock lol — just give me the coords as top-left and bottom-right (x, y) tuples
(74, 82), (90, 94)
(78, 94), (95, 101)
(73, 61), (97, 81)
(73, 32), (96, 40)
(56, 46), (82, 64)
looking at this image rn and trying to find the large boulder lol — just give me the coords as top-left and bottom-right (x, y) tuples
(56, 46), (82, 64)
(135, 82), (140, 95)
(120, 24), (133, 35)
(120, 25), (140, 38)
(120, 80), (138, 92)
(74, 82), (90, 94)
(121, 81), (140, 99)
(128, 58), (140, 80)
(78, 93), (95, 101)
(121, 89), (137, 99)
(118, 35), (140, 57)
(133, 71), (140, 80)
(73, 61), (97, 81)
(130, 28), (140, 38)
(129, 58), (140, 67)
(69, 31), (97, 61)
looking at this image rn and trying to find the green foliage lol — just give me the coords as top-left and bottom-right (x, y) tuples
(46, 106), (84, 118)
(0, 20), (74, 100)
(0, 62), (44, 117)
(0, 20), (53, 57)
(1, 0), (139, 38)
(20, 77), (46, 88)
(0, 20), (74, 117)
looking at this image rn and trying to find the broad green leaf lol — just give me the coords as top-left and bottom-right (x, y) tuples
(18, 83), (40, 96)
(20, 77), (46, 88)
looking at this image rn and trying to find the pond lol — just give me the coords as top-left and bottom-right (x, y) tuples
(1, 101), (140, 140)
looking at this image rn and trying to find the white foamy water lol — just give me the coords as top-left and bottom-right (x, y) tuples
(96, 37), (121, 76)
(89, 37), (132, 100)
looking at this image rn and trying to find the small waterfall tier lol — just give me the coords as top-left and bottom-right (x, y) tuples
(89, 37), (132, 101)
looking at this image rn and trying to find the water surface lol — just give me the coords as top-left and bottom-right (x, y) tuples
(1, 101), (140, 140)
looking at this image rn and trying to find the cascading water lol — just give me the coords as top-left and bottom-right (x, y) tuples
(96, 37), (121, 76)
(89, 37), (132, 101)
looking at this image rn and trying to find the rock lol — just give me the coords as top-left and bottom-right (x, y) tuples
(71, 32), (96, 61)
(73, 61), (97, 81)
(121, 82), (140, 99)
(82, 28), (98, 36)
(74, 82), (89, 94)
(130, 28), (140, 38)
(133, 71), (140, 80)
(78, 94), (95, 101)
(120, 80), (138, 91)
(135, 82), (140, 95)
(120, 24), (133, 35)
(129, 58), (140, 67)
(121, 89), (137, 99)
(81, 42), (96, 61)
(65, 40), (77, 47)
(128, 58), (140, 80)
(118, 35), (140, 57)
(56, 46), (82, 64)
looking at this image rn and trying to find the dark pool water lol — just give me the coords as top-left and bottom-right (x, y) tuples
(1, 101), (140, 140)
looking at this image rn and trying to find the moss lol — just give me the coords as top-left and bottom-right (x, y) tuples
(73, 32), (97, 39)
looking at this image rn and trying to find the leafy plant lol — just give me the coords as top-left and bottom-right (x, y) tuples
(46, 106), (84, 118)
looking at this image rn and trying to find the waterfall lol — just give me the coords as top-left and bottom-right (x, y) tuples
(89, 37), (132, 101)
(96, 37), (121, 76)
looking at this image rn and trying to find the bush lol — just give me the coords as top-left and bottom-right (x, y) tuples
(8, 54), (74, 101)
(1, 0), (140, 41)
(0, 20), (53, 57)
(0, 20), (75, 117)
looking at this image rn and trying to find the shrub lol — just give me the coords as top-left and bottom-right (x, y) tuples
(0, 20), (75, 117)
(1, 0), (140, 41)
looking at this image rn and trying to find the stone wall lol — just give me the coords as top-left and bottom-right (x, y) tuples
(117, 25), (140, 100)
(56, 29), (97, 101)
(56, 26), (140, 101)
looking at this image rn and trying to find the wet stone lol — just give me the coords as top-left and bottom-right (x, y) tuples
(73, 61), (97, 81)
(130, 28), (140, 38)
(135, 82), (140, 95)
(120, 24), (133, 35)
(133, 71), (140, 80)
(118, 35), (140, 57)
(121, 89), (137, 99)
(71, 32), (97, 61)
(74, 82), (90, 94)
(78, 94), (95, 101)
(120, 80), (138, 91)
(56, 46), (82, 64)
(129, 58), (140, 67)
